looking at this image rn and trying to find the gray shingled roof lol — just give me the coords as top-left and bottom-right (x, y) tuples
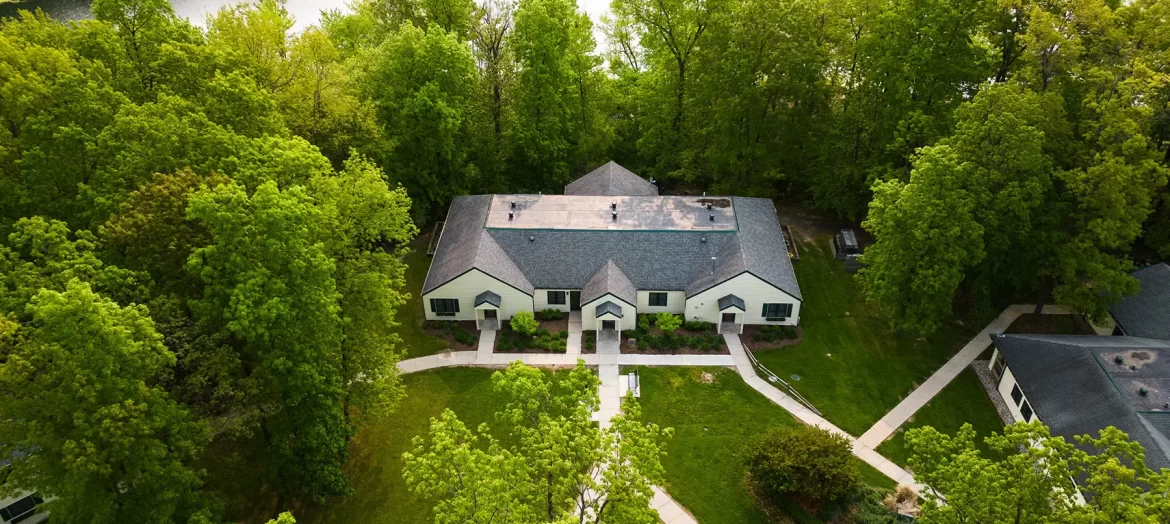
(475, 290), (501, 307)
(718, 294), (745, 311)
(596, 301), (623, 318)
(994, 334), (1170, 471)
(564, 161), (658, 196)
(1110, 263), (1170, 340)
(581, 260), (637, 305)
(422, 196), (534, 295)
(425, 196), (800, 301)
(684, 198), (801, 299)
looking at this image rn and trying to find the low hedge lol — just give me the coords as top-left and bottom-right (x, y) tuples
(539, 308), (564, 321)
(497, 327), (569, 352)
(752, 325), (798, 343)
(627, 328), (723, 352)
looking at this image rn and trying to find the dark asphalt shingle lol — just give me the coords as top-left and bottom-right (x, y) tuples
(596, 301), (623, 318)
(422, 196), (534, 295)
(718, 294), (745, 311)
(1110, 263), (1170, 340)
(580, 260), (637, 305)
(564, 161), (658, 196)
(475, 290), (501, 307)
(994, 334), (1170, 470)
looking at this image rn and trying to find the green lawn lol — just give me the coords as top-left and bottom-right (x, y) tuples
(874, 368), (1005, 467)
(398, 236), (451, 359)
(635, 366), (895, 524)
(302, 367), (511, 524)
(753, 238), (986, 436)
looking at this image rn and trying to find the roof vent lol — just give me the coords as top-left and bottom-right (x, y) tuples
(612, 211), (618, 220)
(1140, 387), (1149, 396)
(1115, 355), (1124, 363)
(706, 203), (713, 210)
(702, 191), (707, 196)
(508, 212), (514, 220)
(709, 214), (715, 221)
(649, 177), (656, 184)
(510, 201), (516, 208)
(700, 237), (707, 243)
(611, 202), (617, 210)
(529, 235), (535, 242)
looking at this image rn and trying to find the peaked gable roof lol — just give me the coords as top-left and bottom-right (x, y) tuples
(580, 260), (637, 305)
(422, 196), (534, 295)
(684, 198), (802, 300)
(1110, 263), (1170, 340)
(994, 334), (1170, 471)
(564, 161), (658, 196)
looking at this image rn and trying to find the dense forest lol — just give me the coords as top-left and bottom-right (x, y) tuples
(0, 0), (1167, 520)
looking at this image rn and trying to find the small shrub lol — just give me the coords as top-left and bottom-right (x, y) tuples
(453, 328), (477, 346)
(637, 314), (652, 332)
(683, 320), (709, 332)
(424, 320), (443, 330)
(510, 310), (538, 335)
(655, 312), (682, 335)
(744, 425), (859, 504)
(583, 331), (595, 350)
(539, 308), (564, 320)
(782, 326), (798, 339)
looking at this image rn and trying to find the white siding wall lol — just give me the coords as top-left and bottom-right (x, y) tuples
(996, 366), (1034, 424)
(581, 294), (637, 331)
(636, 290), (686, 314)
(422, 269), (533, 322)
(534, 289), (575, 313)
(684, 273), (801, 326)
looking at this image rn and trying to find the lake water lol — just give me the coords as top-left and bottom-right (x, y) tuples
(0, 0), (348, 30)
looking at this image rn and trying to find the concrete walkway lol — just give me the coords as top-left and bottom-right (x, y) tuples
(857, 304), (1070, 449)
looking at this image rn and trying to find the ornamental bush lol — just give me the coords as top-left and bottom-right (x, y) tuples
(683, 320), (709, 332)
(744, 425), (859, 504)
(539, 308), (564, 320)
(655, 313), (682, 335)
(510, 310), (538, 335)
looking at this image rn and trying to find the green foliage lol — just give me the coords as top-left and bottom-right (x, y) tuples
(0, 280), (217, 523)
(509, 309), (539, 335)
(682, 320), (709, 332)
(743, 425), (860, 504)
(539, 308), (564, 320)
(908, 422), (1170, 523)
(654, 312), (682, 334)
(267, 512), (297, 524)
(403, 361), (672, 522)
(453, 328), (477, 346)
(752, 325), (798, 343)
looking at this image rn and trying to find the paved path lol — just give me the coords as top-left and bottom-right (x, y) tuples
(857, 304), (1070, 449)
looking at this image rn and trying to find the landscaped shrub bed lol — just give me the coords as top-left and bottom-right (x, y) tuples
(742, 324), (802, 351)
(539, 308), (564, 320)
(423, 320), (479, 349)
(496, 326), (569, 353)
(582, 331), (596, 353)
(626, 314), (727, 354)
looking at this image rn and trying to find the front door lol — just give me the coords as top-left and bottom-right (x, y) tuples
(569, 291), (581, 311)
(483, 310), (497, 319)
(722, 312), (737, 323)
(602, 320), (616, 331)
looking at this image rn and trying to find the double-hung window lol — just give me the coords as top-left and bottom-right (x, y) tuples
(1010, 384), (1023, 405)
(430, 298), (459, 316)
(1020, 400), (1034, 422)
(649, 292), (668, 307)
(547, 291), (567, 305)
(761, 303), (793, 320)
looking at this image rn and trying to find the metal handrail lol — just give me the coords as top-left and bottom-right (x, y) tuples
(744, 348), (822, 416)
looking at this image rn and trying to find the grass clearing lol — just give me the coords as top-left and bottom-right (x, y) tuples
(301, 367), (510, 524)
(635, 366), (896, 524)
(874, 368), (1005, 467)
(753, 238), (986, 436)
(398, 236), (451, 359)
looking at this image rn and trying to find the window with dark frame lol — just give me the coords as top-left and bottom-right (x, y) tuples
(548, 290), (567, 305)
(762, 303), (793, 319)
(430, 298), (459, 316)
(992, 353), (1007, 377)
(1020, 400), (1033, 422)
(0, 494), (40, 522)
(1011, 384), (1023, 405)
(649, 292), (668, 307)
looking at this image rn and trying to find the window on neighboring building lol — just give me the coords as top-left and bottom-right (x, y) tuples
(649, 292), (668, 307)
(430, 298), (459, 316)
(1020, 400), (1034, 422)
(1011, 384), (1023, 406)
(992, 353), (1007, 378)
(0, 494), (42, 522)
(762, 303), (793, 320)
(547, 291), (566, 305)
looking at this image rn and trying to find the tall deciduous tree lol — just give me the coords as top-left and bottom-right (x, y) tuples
(0, 280), (216, 523)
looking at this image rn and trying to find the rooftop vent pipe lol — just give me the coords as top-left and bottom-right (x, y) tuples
(612, 211), (618, 220)
(700, 237), (707, 243)
(707, 203), (713, 210)
(511, 201), (516, 208)
(508, 212), (514, 220)
(611, 202), (617, 210)
(529, 236), (535, 242)
(709, 214), (715, 221)
(1140, 387), (1149, 396)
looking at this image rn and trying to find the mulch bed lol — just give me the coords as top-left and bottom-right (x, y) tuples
(537, 317), (569, 333)
(622, 325), (730, 355)
(495, 325), (569, 353)
(424, 320), (482, 350)
(741, 325), (804, 352)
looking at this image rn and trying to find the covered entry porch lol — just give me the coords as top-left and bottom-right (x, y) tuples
(717, 294), (744, 334)
(474, 290), (501, 330)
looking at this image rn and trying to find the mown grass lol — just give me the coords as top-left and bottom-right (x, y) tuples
(397, 237), (450, 359)
(753, 238), (987, 436)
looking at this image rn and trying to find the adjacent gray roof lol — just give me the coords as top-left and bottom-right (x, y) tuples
(422, 196), (534, 295)
(581, 260), (637, 305)
(993, 334), (1170, 471)
(565, 161), (658, 196)
(1110, 263), (1170, 340)
(684, 198), (801, 299)
(475, 290), (501, 307)
(596, 301), (623, 318)
(718, 294), (745, 311)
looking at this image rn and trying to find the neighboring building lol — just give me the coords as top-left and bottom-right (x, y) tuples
(987, 334), (1170, 472)
(422, 161), (802, 335)
(0, 491), (46, 524)
(1107, 263), (1170, 339)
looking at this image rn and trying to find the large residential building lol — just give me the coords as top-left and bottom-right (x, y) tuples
(421, 162), (802, 335)
(986, 263), (1170, 473)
